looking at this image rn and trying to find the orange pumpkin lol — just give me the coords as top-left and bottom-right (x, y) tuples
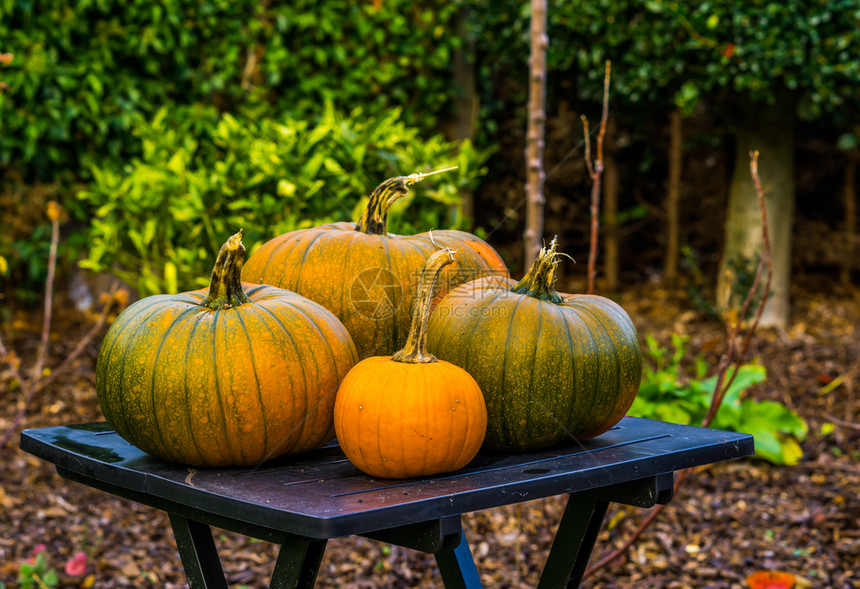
(241, 170), (508, 359)
(96, 231), (358, 467)
(334, 247), (487, 479)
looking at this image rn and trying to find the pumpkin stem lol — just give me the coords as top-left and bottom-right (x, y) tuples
(355, 166), (458, 235)
(511, 236), (566, 304)
(201, 230), (252, 310)
(391, 246), (456, 363)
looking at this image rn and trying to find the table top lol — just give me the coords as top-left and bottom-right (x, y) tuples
(21, 417), (753, 539)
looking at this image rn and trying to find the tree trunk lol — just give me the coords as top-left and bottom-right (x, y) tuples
(841, 156), (856, 286)
(718, 97), (795, 328)
(664, 109), (682, 284)
(523, 0), (548, 268)
(604, 117), (620, 291)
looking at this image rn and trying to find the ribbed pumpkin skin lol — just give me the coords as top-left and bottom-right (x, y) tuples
(241, 223), (508, 359)
(96, 283), (358, 467)
(333, 356), (486, 478)
(426, 276), (642, 452)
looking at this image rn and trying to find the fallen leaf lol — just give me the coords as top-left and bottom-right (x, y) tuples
(747, 570), (797, 589)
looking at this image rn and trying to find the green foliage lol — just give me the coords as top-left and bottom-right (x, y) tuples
(472, 0), (860, 117)
(629, 334), (808, 465)
(17, 552), (58, 589)
(1, 0), (472, 305)
(78, 104), (492, 297)
(0, 0), (468, 179)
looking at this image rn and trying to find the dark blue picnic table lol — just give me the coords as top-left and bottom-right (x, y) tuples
(20, 417), (753, 588)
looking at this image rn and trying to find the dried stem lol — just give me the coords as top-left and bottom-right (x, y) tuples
(0, 202), (123, 448)
(584, 60), (611, 294)
(824, 414), (860, 432)
(0, 287), (119, 449)
(704, 150), (772, 426)
(32, 203), (61, 382)
(584, 150), (773, 579)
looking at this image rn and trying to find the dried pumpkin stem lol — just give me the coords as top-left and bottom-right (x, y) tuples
(201, 230), (252, 310)
(392, 247), (456, 363)
(511, 236), (565, 304)
(355, 166), (458, 235)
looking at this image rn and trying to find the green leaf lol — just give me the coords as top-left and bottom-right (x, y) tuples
(163, 261), (178, 294)
(704, 364), (767, 408)
(655, 404), (693, 425)
(752, 429), (804, 466)
(42, 568), (59, 588)
(837, 133), (858, 150)
(740, 399), (808, 440)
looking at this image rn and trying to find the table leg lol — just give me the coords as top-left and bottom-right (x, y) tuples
(168, 513), (229, 589)
(270, 537), (327, 589)
(434, 522), (483, 589)
(537, 496), (609, 589)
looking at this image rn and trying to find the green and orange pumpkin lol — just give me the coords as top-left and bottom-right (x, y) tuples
(241, 170), (508, 360)
(96, 230), (358, 467)
(334, 247), (487, 479)
(426, 238), (642, 452)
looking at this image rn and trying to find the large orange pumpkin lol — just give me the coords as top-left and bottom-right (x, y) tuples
(241, 171), (508, 359)
(334, 247), (487, 479)
(426, 238), (642, 452)
(96, 231), (358, 467)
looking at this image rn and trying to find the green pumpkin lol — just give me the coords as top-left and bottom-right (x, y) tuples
(96, 231), (358, 467)
(426, 238), (642, 452)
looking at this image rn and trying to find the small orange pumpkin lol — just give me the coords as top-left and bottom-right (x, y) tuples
(334, 246), (487, 479)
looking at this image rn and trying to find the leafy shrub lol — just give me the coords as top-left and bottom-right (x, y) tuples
(1, 0), (473, 305)
(0, 0), (468, 179)
(78, 104), (492, 297)
(628, 334), (808, 465)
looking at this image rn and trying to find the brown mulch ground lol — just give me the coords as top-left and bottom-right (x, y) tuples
(1, 280), (858, 588)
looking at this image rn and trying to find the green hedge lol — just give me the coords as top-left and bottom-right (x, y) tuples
(0, 0), (467, 179)
(78, 104), (492, 297)
(0, 0), (474, 302)
(473, 0), (860, 117)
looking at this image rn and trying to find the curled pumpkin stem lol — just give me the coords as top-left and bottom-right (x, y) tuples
(355, 166), (459, 235)
(392, 247), (456, 364)
(511, 236), (566, 304)
(202, 230), (252, 310)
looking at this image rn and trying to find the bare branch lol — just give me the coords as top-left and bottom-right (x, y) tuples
(704, 150), (772, 426)
(585, 60), (611, 294)
(581, 115), (594, 178)
(0, 288), (119, 449)
(584, 150), (773, 579)
(0, 200), (124, 449)
(32, 202), (61, 381)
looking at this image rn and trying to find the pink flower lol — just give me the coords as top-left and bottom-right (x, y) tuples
(26, 544), (47, 565)
(64, 551), (88, 576)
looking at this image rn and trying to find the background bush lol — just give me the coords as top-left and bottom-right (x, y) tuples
(0, 0), (473, 301)
(2, 0), (857, 305)
(78, 104), (491, 297)
(0, 0), (465, 178)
